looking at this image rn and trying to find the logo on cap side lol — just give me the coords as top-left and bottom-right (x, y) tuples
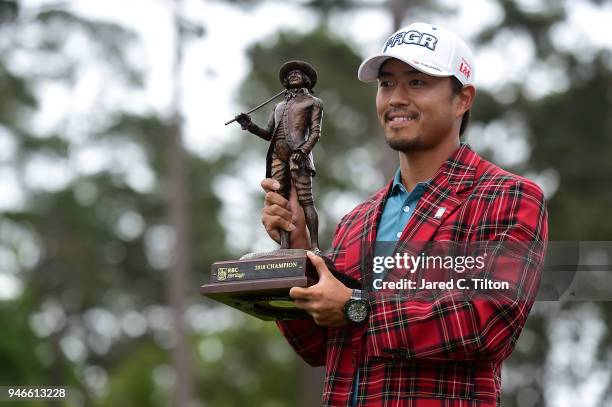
(459, 58), (472, 80)
(383, 30), (438, 53)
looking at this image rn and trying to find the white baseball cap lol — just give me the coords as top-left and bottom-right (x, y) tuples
(358, 22), (475, 86)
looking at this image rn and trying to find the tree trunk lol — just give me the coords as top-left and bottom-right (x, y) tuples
(167, 0), (193, 405)
(389, 0), (408, 31)
(167, 114), (193, 407)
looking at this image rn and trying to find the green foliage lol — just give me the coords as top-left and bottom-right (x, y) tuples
(0, 2), (228, 405)
(195, 315), (301, 406)
(0, 64), (37, 122)
(468, 2), (612, 405)
(0, 0), (18, 23)
(34, 9), (142, 86)
(102, 341), (168, 407)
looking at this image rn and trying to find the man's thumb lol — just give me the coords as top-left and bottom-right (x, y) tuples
(307, 251), (330, 280)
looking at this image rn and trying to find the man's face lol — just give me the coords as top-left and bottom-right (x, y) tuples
(286, 69), (306, 88)
(376, 58), (464, 152)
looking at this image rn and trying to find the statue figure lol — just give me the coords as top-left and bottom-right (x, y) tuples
(234, 60), (323, 254)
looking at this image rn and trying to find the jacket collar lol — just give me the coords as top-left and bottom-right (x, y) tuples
(364, 142), (482, 244)
(377, 142), (480, 202)
(428, 142), (479, 195)
(350, 143), (482, 285)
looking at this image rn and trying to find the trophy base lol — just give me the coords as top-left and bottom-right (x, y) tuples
(201, 249), (360, 321)
(202, 249), (315, 321)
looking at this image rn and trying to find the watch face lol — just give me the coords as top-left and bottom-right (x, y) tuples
(347, 301), (369, 323)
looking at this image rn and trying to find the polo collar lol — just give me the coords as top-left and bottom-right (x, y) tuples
(390, 167), (432, 195)
(381, 142), (480, 203)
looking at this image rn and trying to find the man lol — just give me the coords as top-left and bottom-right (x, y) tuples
(261, 22), (548, 406)
(236, 60), (323, 253)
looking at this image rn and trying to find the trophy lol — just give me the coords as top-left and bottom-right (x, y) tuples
(201, 61), (359, 320)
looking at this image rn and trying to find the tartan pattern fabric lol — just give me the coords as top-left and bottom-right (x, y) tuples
(277, 144), (548, 406)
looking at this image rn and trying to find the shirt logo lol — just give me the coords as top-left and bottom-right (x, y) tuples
(383, 30), (438, 53)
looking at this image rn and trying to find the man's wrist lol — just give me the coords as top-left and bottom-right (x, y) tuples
(343, 288), (370, 324)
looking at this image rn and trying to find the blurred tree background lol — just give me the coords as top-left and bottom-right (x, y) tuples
(0, 0), (611, 406)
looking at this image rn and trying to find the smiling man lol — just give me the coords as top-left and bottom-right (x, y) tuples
(261, 22), (548, 406)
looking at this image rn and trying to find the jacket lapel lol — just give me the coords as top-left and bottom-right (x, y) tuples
(390, 144), (481, 273)
(348, 181), (391, 283)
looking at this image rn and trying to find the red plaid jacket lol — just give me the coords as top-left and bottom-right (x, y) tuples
(277, 144), (548, 406)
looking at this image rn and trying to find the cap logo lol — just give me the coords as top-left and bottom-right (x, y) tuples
(459, 58), (472, 79)
(383, 30), (438, 53)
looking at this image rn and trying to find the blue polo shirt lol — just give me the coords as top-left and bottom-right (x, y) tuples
(351, 168), (429, 406)
(376, 169), (429, 242)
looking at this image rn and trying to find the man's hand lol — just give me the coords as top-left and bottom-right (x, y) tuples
(235, 113), (252, 130)
(261, 178), (310, 249)
(290, 251), (352, 327)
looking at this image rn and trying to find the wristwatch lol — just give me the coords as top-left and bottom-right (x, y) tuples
(343, 289), (370, 324)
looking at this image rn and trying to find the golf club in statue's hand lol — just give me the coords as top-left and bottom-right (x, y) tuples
(235, 113), (252, 130)
(224, 90), (286, 126)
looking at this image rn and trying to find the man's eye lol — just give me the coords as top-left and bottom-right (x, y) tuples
(409, 79), (425, 87)
(379, 80), (393, 88)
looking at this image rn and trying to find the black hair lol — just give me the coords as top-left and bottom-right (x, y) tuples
(450, 77), (470, 137)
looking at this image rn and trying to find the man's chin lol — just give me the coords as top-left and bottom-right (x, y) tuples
(385, 135), (423, 152)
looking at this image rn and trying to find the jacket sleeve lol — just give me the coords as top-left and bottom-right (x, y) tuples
(366, 179), (548, 363)
(247, 109), (275, 141)
(275, 319), (327, 366)
(275, 209), (350, 367)
(298, 98), (322, 155)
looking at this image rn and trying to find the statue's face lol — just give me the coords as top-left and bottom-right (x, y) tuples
(286, 69), (306, 88)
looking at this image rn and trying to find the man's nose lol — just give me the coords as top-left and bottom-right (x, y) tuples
(388, 84), (410, 107)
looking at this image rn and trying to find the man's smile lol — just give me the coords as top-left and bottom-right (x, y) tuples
(385, 110), (419, 128)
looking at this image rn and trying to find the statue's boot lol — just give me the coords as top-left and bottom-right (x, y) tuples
(280, 230), (291, 249)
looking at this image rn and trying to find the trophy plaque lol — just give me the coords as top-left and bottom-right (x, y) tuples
(201, 60), (359, 320)
(202, 250), (358, 321)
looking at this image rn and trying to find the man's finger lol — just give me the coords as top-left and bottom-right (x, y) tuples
(264, 204), (293, 222)
(292, 299), (309, 310)
(289, 286), (310, 300)
(261, 178), (281, 193)
(263, 215), (295, 232)
(264, 191), (290, 209)
(266, 229), (280, 244)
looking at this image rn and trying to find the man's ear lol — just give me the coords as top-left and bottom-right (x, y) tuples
(456, 84), (476, 116)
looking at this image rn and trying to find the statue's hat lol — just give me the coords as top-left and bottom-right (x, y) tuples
(279, 60), (317, 89)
